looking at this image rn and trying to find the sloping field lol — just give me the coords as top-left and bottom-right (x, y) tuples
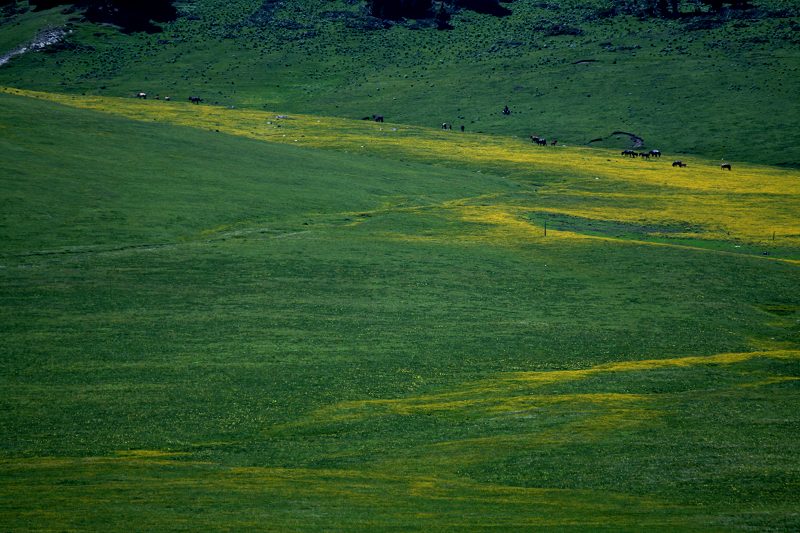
(4, 87), (800, 253)
(2, 0), (799, 166)
(1, 91), (799, 529)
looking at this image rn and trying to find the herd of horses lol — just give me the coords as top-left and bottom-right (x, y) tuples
(132, 93), (734, 170)
(136, 92), (202, 104)
(528, 138), (731, 171)
(530, 135), (557, 146)
(621, 149), (661, 159)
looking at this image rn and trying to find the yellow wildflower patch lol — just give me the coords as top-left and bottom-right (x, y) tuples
(301, 349), (799, 425)
(4, 86), (799, 247)
(0, 453), (680, 528)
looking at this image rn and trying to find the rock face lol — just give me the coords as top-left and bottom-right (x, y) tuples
(0, 27), (67, 67)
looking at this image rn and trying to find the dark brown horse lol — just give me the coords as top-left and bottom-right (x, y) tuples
(720, 163), (732, 170)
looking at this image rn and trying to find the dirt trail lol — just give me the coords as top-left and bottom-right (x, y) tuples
(0, 27), (67, 67)
(0, 228), (312, 264)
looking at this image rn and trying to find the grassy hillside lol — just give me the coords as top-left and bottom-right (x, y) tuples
(1, 0), (799, 165)
(2, 0), (799, 528)
(1, 88), (799, 529)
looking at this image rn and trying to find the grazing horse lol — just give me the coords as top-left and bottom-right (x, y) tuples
(649, 149), (661, 158)
(373, 114), (384, 123)
(189, 96), (202, 104)
(720, 163), (732, 170)
(136, 92), (147, 99)
(502, 105), (511, 115)
(638, 152), (650, 159)
(621, 149), (636, 157)
(672, 160), (687, 168)
(551, 139), (558, 146)
(532, 136), (547, 146)
(442, 122), (448, 130)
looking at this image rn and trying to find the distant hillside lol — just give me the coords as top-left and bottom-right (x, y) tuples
(1, 0), (798, 165)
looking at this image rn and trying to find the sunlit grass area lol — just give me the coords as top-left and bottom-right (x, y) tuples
(5, 87), (798, 253)
(1, 89), (798, 529)
(2, 0), (799, 166)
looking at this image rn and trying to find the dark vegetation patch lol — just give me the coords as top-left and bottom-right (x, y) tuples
(323, 11), (389, 30)
(248, 0), (283, 25)
(368, 0), (433, 19)
(0, 0), (26, 17)
(367, 0), (510, 23)
(28, 0), (178, 33)
(759, 304), (800, 316)
(452, 0), (512, 17)
(529, 212), (703, 238)
(540, 22), (584, 36)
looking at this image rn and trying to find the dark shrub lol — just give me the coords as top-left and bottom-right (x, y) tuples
(30, 0), (178, 33)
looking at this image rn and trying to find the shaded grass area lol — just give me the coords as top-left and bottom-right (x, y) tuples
(1, 91), (799, 528)
(0, 456), (695, 530)
(527, 211), (797, 258)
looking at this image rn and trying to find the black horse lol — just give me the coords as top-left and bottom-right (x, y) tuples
(189, 96), (203, 104)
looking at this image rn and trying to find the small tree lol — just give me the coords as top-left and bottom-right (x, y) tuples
(435, 2), (452, 29)
(369, 0), (433, 19)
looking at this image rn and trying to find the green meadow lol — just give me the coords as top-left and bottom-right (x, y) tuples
(2, 87), (799, 530)
(1, 0), (800, 529)
(2, 0), (800, 165)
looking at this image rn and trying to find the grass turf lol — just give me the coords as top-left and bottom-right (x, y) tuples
(1, 0), (799, 166)
(1, 89), (799, 528)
